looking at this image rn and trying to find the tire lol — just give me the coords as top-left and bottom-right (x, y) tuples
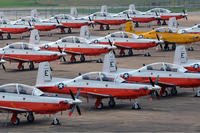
(27, 113), (34, 123)
(132, 103), (141, 110)
(171, 88), (177, 96)
(108, 99), (116, 108)
(96, 102), (103, 109)
(51, 118), (60, 125)
(12, 117), (20, 125)
(80, 55), (85, 62)
(161, 90), (168, 97)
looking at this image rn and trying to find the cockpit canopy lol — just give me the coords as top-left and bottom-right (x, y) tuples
(53, 14), (74, 20)
(75, 72), (125, 83)
(108, 31), (138, 39)
(0, 83), (44, 96)
(138, 62), (187, 72)
(91, 12), (111, 18)
(146, 8), (171, 14)
(155, 27), (177, 33)
(58, 36), (88, 44)
(6, 42), (37, 50)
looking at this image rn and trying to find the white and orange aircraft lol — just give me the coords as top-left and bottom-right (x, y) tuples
(144, 8), (187, 25)
(91, 31), (163, 56)
(81, 6), (129, 30)
(0, 19), (32, 40)
(37, 26), (116, 62)
(103, 51), (200, 97)
(44, 7), (91, 33)
(174, 45), (200, 72)
(112, 4), (159, 27)
(12, 16), (59, 32)
(0, 30), (65, 70)
(35, 57), (160, 110)
(0, 83), (81, 125)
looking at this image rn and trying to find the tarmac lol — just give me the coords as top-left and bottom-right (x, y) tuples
(0, 12), (200, 132)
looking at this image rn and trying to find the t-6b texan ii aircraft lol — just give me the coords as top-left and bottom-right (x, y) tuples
(103, 51), (200, 97)
(35, 59), (160, 110)
(0, 83), (81, 125)
(0, 30), (65, 71)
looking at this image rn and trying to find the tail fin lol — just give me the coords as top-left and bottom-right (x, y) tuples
(173, 45), (188, 65)
(29, 29), (40, 45)
(125, 21), (134, 33)
(102, 51), (117, 73)
(31, 9), (38, 18)
(101, 5), (108, 13)
(129, 4), (135, 11)
(70, 7), (78, 18)
(36, 62), (52, 86)
(168, 17), (178, 28)
(80, 26), (90, 39)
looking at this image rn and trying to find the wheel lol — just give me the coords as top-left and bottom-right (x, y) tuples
(108, 98), (116, 108)
(135, 22), (139, 27)
(106, 25), (110, 30)
(147, 53), (151, 56)
(157, 20), (161, 26)
(51, 118), (60, 125)
(11, 117), (20, 125)
(29, 62), (34, 70)
(68, 28), (72, 33)
(190, 47), (194, 51)
(7, 33), (11, 39)
(161, 90), (168, 97)
(171, 44), (176, 50)
(27, 113), (34, 123)
(162, 20), (167, 25)
(18, 64), (24, 70)
(0, 35), (3, 40)
(96, 102), (103, 109)
(80, 55), (85, 62)
(164, 44), (169, 51)
(128, 49), (133, 56)
(171, 88), (177, 96)
(100, 25), (104, 30)
(132, 102), (141, 110)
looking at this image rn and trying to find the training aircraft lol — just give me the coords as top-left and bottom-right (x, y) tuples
(81, 6), (129, 30)
(37, 26), (116, 62)
(125, 20), (200, 51)
(0, 83), (81, 125)
(44, 7), (91, 33)
(178, 24), (200, 34)
(144, 8), (187, 25)
(173, 45), (200, 72)
(104, 52), (200, 97)
(113, 4), (159, 27)
(35, 60), (160, 109)
(0, 30), (65, 70)
(0, 19), (32, 40)
(91, 30), (163, 56)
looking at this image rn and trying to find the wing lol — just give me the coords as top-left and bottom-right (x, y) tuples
(81, 92), (111, 98)
(0, 106), (28, 113)
(4, 57), (29, 63)
(157, 81), (176, 88)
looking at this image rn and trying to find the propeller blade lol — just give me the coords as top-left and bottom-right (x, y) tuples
(148, 77), (154, 87)
(183, 9), (186, 15)
(2, 64), (6, 71)
(55, 18), (60, 24)
(155, 90), (160, 99)
(108, 39), (113, 46)
(57, 45), (62, 54)
(156, 34), (160, 41)
(28, 21), (32, 27)
(76, 105), (81, 115)
(126, 13), (130, 19)
(155, 75), (159, 85)
(69, 89), (75, 100)
(88, 16), (92, 21)
(62, 56), (67, 62)
(68, 106), (75, 116)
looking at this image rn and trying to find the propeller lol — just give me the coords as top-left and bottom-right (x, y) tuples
(28, 21), (32, 27)
(148, 76), (160, 99)
(183, 10), (188, 20)
(88, 17), (94, 28)
(126, 13), (130, 19)
(1, 52), (6, 71)
(156, 34), (163, 50)
(57, 45), (67, 62)
(55, 18), (60, 24)
(108, 39), (113, 46)
(68, 89), (81, 116)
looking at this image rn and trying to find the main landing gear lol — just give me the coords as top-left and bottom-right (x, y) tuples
(7, 33), (11, 39)
(160, 87), (178, 97)
(18, 62), (24, 70)
(163, 43), (176, 51)
(11, 112), (35, 125)
(51, 115), (60, 125)
(60, 27), (66, 34)
(95, 97), (116, 109)
(69, 55), (86, 63)
(29, 62), (35, 70)
(132, 100), (141, 110)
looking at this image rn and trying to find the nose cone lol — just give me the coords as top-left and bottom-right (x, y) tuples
(151, 85), (161, 91)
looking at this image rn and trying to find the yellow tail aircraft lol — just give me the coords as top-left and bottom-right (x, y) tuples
(125, 21), (200, 51)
